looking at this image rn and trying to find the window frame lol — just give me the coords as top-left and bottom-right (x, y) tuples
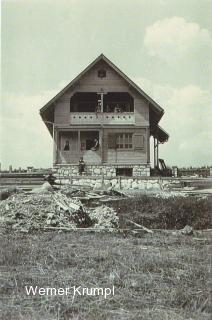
(116, 133), (133, 150)
(97, 69), (106, 78)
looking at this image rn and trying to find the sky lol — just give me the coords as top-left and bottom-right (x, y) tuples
(1, 0), (212, 169)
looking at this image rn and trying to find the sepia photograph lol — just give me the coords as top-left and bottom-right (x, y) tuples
(1, 0), (212, 319)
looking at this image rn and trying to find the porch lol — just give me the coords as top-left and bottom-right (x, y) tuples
(54, 127), (148, 166)
(57, 130), (102, 165)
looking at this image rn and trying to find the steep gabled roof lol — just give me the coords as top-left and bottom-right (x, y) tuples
(39, 53), (164, 119)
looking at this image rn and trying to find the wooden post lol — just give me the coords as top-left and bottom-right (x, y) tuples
(156, 139), (159, 168)
(100, 93), (104, 112)
(78, 130), (81, 157)
(147, 128), (150, 164)
(99, 129), (103, 163)
(101, 173), (104, 187)
(69, 175), (72, 185)
(154, 137), (156, 168)
(53, 126), (57, 165)
(119, 176), (121, 189)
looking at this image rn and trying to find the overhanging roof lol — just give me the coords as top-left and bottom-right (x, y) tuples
(40, 54), (164, 120)
(151, 125), (169, 143)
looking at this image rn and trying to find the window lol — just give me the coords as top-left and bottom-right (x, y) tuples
(116, 133), (133, 149)
(116, 168), (132, 176)
(98, 69), (106, 78)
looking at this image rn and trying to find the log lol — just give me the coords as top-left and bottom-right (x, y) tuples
(127, 219), (153, 233)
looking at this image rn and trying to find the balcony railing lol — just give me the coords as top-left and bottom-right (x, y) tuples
(70, 112), (135, 125)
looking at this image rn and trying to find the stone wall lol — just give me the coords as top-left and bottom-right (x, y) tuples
(133, 165), (150, 177)
(52, 164), (178, 190)
(53, 164), (150, 178)
(53, 174), (174, 191)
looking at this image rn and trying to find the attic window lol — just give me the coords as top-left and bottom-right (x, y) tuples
(98, 69), (106, 78)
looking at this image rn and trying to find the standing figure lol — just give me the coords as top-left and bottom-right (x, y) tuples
(78, 157), (85, 175)
(95, 100), (101, 113)
(45, 173), (56, 186)
(114, 104), (121, 113)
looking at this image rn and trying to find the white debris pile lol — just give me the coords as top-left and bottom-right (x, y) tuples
(0, 192), (92, 232)
(88, 205), (119, 230)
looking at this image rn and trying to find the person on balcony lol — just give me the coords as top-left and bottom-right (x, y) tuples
(78, 157), (85, 175)
(114, 104), (121, 113)
(95, 100), (101, 113)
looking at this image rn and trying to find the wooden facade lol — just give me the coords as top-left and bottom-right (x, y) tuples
(40, 54), (169, 176)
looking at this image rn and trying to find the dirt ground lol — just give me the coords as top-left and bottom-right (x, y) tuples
(0, 230), (211, 320)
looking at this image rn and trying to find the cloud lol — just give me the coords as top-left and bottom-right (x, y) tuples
(143, 17), (212, 62)
(1, 82), (66, 169)
(134, 77), (212, 167)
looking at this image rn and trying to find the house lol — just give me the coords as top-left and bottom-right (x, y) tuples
(40, 54), (169, 177)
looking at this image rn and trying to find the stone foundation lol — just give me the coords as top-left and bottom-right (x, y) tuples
(52, 164), (181, 190)
(53, 175), (176, 191)
(53, 164), (150, 178)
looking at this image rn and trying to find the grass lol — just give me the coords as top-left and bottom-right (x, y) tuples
(0, 230), (211, 320)
(108, 195), (211, 230)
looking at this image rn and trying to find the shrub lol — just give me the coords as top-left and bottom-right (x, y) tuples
(108, 195), (211, 229)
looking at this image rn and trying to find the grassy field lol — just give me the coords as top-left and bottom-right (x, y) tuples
(0, 229), (211, 320)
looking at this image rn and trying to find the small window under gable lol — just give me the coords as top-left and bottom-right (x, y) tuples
(98, 69), (106, 78)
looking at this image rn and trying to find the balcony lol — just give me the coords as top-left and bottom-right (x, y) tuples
(70, 112), (135, 125)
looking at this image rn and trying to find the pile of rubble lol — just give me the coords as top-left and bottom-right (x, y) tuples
(0, 185), (120, 232)
(60, 184), (125, 201)
(88, 205), (119, 230)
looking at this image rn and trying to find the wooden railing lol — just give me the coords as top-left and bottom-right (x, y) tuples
(70, 112), (135, 125)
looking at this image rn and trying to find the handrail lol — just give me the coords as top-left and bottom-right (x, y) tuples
(70, 112), (135, 124)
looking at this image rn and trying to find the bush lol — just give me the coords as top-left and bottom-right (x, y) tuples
(108, 195), (211, 229)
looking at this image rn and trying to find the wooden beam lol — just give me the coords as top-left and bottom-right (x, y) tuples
(100, 93), (104, 112)
(147, 127), (150, 164)
(53, 126), (57, 165)
(78, 130), (81, 157)
(99, 129), (104, 163)
(154, 137), (156, 168)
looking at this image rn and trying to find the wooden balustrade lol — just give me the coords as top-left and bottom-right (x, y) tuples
(70, 112), (135, 125)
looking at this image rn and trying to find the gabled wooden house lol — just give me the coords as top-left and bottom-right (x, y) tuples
(40, 54), (168, 177)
